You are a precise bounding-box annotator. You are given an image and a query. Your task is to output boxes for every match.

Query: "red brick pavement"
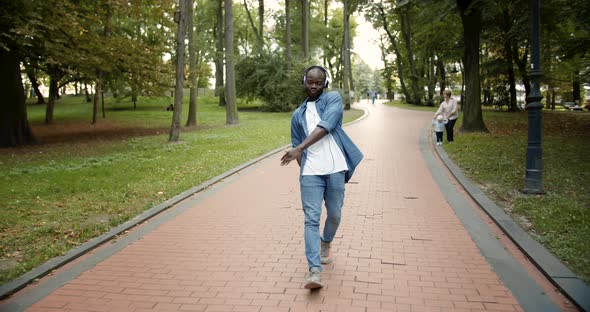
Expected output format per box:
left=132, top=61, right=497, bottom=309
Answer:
left=22, top=101, right=525, bottom=311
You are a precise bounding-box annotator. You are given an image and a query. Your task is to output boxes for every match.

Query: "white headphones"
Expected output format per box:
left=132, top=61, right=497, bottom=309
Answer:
left=303, top=66, right=330, bottom=88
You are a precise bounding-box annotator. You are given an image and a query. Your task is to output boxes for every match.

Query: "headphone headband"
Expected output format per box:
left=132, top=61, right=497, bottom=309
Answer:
left=303, top=66, right=329, bottom=88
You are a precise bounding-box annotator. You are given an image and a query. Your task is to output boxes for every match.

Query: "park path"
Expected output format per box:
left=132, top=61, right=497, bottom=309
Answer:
left=7, top=101, right=529, bottom=312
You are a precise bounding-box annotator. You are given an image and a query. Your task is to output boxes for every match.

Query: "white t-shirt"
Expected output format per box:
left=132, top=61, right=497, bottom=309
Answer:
left=302, top=101, right=348, bottom=175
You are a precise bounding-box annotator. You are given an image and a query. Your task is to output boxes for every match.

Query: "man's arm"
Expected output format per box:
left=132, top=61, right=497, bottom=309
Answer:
left=280, top=126, right=328, bottom=166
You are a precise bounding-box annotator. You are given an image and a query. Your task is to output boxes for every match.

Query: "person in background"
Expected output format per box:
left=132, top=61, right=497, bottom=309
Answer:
left=433, top=90, right=458, bottom=143
left=432, top=115, right=447, bottom=146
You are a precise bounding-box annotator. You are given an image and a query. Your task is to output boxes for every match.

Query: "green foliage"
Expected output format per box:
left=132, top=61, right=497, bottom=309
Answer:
left=235, top=53, right=305, bottom=112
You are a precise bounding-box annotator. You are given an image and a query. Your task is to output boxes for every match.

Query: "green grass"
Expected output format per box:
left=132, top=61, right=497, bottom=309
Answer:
left=444, top=111, right=590, bottom=282
left=0, top=94, right=363, bottom=284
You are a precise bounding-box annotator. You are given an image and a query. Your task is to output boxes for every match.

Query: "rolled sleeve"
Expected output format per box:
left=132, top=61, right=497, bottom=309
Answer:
left=291, top=110, right=303, bottom=147
left=317, top=92, right=343, bottom=133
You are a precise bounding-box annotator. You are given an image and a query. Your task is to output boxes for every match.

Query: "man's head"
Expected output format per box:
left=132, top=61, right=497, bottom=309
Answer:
left=303, top=66, right=328, bottom=101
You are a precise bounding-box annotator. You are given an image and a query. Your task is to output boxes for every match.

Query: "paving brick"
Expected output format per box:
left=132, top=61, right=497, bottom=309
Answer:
left=11, top=102, right=530, bottom=312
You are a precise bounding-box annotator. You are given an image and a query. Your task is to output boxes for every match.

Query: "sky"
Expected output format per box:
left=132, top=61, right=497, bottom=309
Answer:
left=352, top=14, right=383, bottom=70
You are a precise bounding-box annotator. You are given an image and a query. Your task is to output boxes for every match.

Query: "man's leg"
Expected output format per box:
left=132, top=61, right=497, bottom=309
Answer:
left=300, top=175, right=326, bottom=272
left=321, top=172, right=345, bottom=263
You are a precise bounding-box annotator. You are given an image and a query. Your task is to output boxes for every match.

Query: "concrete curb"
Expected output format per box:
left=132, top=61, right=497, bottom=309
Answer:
left=431, top=135, right=590, bottom=312
left=0, top=105, right=370, bottom=301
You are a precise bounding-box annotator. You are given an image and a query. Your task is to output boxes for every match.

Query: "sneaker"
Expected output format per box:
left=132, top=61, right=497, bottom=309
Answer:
left=304, top=268, right=323, bottom=289
left=320, top=240, right=334, bottom=264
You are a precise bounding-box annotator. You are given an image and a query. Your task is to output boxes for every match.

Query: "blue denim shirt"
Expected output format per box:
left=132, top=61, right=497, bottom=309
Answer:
left=290, top=91, right=363, bottom=183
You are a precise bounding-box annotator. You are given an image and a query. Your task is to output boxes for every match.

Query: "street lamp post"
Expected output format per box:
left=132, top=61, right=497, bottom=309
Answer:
left=523, top=0, right=544, bottom=194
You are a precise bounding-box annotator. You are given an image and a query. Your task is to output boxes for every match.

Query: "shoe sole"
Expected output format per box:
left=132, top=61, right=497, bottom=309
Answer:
left=304, top=281, right=323, bottom=289
left=321, top=258, right=334, bottom=264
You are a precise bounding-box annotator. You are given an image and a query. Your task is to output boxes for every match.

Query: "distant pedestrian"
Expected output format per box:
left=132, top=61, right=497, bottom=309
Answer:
left=371, top=91, right=377, bottom=105
left=280, top=65, right=363, bottom=289
left=432, top=115, right=447, bottom=146
left=433, top=90, right=458, bottom=143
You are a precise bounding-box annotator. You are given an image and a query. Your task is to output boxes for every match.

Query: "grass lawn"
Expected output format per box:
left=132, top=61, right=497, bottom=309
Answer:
left=386, top=100, right=590, bottom=282
left=0, top=94, right=364, bottom=284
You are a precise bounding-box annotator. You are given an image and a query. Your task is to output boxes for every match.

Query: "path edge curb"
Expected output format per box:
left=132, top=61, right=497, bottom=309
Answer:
left=431, top=135, right=590, bottom=312
left=0, top=106, right=370, bottom=301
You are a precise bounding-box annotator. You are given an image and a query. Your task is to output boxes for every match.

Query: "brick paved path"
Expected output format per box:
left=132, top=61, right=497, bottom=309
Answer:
left=15, top=102, right=526, bottom=311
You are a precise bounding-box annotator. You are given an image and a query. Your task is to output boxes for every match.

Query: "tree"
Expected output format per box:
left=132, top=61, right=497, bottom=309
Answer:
left=397, top=2, right=421, bottom=105
left=0, top=0, right=36, bottom=147
left=285, top=0, right=292, bottom=63
left=169, top=0, right=187, bottom=142
left=369, top=2, right=411, bottom=102
left=224, top=0, right=239, bottom=125
left=215, top=0, right=225, bottom=106
left=186, top=0, right=197, bottom=127
left=342, top=0, right=352, bottom=110
left=242, top=0, right=264, bottom=54
left=301, top=0, right=309, bottom=59
left=0, top=45, right=35, bottom=147
left=457, top=0, right=487, bottom=132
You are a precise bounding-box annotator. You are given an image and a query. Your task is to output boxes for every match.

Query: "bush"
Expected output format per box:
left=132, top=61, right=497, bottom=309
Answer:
left=235, top=53, right=306, bottom=112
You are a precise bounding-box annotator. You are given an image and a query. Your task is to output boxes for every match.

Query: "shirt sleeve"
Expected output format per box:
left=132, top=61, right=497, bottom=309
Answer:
left=434, top=103, right=443, bottom=116
left=317, top=92, right=343, bottom=133
left=290, top=110, right=302, bottom=148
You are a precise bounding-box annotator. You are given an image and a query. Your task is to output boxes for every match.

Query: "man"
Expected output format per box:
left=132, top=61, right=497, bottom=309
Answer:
left=280, top=66, right=363, bottom=289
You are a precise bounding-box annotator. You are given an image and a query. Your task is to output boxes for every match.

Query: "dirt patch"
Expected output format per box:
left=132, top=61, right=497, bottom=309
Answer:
left=0, top=120, right=168, bottom=155
left=31, top=120, right=167, bottom=144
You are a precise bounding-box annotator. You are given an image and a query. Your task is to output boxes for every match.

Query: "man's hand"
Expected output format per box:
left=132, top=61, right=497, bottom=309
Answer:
left=281, top=147, right=302, bottom=166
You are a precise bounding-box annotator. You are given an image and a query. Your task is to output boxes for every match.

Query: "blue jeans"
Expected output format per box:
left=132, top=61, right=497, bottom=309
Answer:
left=300, top=172, right=345, bottom=272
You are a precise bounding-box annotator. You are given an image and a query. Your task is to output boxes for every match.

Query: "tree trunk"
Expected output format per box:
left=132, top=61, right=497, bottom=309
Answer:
left=132, top=91, right=137, bottom=109
left=186, top=0, right=197, bottom=127
left=377, top=4, right=410, bottom=102
left=512, top=44, right=531, bottom=98
left=399, top=8, right=420, bottom=105
left=258, top=0, right=264, bottom=51
left=343, top=0, right=351, bottom=110
left=45, top=75, right=58, bottom=124
left=215, top=0, right=225, bottom=106
left=224, top=0, right=238, bottom=125
left=301, top=0, right=309, bottom=60
left=26, top=71, right=45, bottom=105
left=243, top=0, right=263, bottom=54
left=501, top=6, right=518, bottom=112
left=504, top=37, right=518, bottom=111
left=437, top=59, right=446, bottom=96
left=285, top=0, right=291, bottom=63
left=427, top=56, right=435, bottom=105
left=0, top=48, right=36, bottom=147
left=92, top=80, right=101, bottom=124
left=170, top=0, right=187, bottom=142
left=572, top=70, right=581, bottom=104
left=84, top=83, right=92, bottom=103
left=457, top=0, right=487, bottom=132
left=323, top=0, right=328, bottom=68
